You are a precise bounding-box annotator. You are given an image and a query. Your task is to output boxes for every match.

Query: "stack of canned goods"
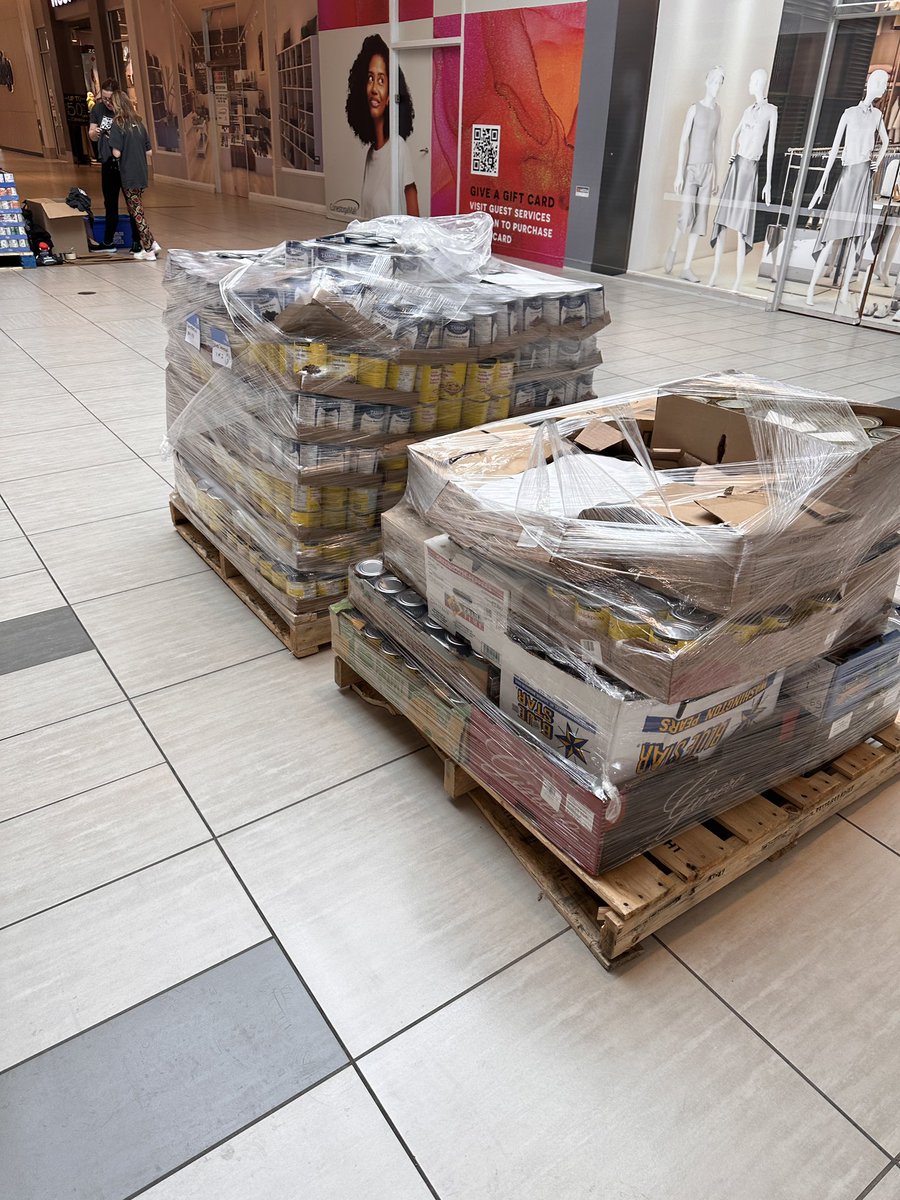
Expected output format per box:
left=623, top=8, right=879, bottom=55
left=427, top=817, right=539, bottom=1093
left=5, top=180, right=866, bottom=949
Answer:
left=163, top=233, right=610, bottom=634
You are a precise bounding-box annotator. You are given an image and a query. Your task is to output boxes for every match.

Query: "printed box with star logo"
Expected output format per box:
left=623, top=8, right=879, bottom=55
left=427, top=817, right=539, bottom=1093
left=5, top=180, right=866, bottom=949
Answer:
left=498, top=633, right=783, bottom=786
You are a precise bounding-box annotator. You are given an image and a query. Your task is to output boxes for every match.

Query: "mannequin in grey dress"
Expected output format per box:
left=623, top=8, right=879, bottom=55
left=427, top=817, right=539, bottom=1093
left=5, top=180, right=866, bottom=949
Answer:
left=707, top=69, right=777, bottom=293
left=664, top=67, right=724, bottom=283
left=806, top=69, right=890, bottom=311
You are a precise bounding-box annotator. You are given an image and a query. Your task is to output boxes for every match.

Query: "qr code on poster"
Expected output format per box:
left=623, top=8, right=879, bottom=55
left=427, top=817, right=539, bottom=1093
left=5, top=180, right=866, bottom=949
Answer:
left=471, top=124, right=500, bottom=176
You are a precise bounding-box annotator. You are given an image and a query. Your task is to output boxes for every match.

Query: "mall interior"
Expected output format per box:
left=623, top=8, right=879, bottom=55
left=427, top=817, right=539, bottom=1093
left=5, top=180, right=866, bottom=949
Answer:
left=3, top=0, right=900, bottom=1197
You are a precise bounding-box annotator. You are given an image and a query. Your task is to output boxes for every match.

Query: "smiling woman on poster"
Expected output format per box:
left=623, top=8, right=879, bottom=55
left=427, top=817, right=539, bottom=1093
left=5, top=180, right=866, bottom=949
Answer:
left=345, top=34, right=419, bottom=219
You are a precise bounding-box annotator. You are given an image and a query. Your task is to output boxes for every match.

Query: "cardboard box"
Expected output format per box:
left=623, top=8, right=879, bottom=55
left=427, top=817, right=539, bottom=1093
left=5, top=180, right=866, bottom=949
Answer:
left=497, top=632, right=783, bottom=785
left=783, top=622, right=900, bottom=722
left=26, top=198, right=90, bottom=255
left=406, top=377, right=900, bottom=616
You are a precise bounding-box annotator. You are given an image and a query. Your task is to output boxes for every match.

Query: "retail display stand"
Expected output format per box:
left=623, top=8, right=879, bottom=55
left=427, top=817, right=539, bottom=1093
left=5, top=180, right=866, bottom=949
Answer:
left=0, top=172, right=36, bottom=269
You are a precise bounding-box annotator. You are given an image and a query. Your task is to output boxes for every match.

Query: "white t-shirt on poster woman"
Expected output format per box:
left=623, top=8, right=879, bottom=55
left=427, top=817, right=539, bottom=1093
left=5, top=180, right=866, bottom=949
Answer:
left=360, top=138, right=415, bottom=218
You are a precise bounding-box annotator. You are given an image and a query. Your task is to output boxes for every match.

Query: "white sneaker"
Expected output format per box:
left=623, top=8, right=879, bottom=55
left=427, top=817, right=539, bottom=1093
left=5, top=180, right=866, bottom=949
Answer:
left=133, top=250, right=158, bottom=261
left=150, top=240, right=162, bottom=253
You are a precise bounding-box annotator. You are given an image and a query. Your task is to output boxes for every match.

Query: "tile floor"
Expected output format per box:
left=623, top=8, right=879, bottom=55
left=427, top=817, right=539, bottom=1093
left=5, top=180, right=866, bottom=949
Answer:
left=2, top=149, right=900, bottom=1199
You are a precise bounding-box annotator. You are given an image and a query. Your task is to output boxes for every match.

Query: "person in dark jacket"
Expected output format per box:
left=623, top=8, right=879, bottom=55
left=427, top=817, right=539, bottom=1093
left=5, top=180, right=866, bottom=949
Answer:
left=108, top=89, right=160, bottom=260
left=88, top=79, right=139, bottom=251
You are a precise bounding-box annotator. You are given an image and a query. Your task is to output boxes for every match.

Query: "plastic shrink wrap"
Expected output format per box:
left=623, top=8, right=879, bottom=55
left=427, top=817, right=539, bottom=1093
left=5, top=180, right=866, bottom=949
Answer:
left=161, top=216, right=608, bottom=623
left=335, top=373, right=900, bottom=874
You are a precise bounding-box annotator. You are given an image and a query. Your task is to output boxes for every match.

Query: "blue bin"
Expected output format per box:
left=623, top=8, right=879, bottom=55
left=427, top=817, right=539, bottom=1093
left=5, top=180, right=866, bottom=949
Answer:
left=90, top=213, right=133, bottom=248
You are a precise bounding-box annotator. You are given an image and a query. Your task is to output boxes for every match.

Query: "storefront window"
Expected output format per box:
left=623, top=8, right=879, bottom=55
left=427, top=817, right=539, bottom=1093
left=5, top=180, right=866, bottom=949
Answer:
left=107, top=8, right=137, bottom=105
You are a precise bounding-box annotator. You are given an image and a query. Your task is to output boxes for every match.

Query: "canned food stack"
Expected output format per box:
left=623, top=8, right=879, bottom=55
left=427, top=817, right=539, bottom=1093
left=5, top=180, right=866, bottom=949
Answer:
left=338, top=372, right=900, bottom=874
left=162, top=214, right=609, bottom=631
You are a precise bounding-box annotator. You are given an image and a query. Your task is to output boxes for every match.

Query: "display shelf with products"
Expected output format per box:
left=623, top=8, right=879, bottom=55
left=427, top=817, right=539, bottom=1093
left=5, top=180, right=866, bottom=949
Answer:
left=0, top=172, right=36, bottom=269
left=276, top=35, right=322, bottom=172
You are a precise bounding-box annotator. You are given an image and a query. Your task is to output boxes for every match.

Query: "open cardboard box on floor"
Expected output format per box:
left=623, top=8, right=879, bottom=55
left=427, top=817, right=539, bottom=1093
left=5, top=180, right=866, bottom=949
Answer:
left=25, top=198, right=90, bottom=256
left=406, top=375, right=900, bottom=616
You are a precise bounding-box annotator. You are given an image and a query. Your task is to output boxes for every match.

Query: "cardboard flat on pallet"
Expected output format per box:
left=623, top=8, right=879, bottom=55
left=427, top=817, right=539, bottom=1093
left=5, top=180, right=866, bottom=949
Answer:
left=405, top=375, right=900, bottom=616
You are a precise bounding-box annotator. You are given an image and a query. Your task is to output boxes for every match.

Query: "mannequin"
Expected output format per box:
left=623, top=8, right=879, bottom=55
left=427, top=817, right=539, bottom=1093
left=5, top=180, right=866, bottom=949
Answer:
left=664, top=67, right=724, bottom=283
left=708, top=69, right=777, bottom=293
left=806, top=70, right=889, bottom=310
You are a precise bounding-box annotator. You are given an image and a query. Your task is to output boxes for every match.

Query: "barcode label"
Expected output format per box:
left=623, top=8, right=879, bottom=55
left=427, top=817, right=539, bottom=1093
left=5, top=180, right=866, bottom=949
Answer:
left=829, top=712, right=853, bottom=738
left=211, top=327, right=232, bottom=369
left=540, top=780, right=562, bottom=812
left=185, top=314, right=201, bottom=349
left=471, top=124, right=500, bottom=177
left=565, top=793, right=595, bottom=833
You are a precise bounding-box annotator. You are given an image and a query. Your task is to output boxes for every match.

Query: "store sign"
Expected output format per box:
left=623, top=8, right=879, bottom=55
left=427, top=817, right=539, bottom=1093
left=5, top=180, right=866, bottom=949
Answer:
left=50, top=0, right=76, bottom=7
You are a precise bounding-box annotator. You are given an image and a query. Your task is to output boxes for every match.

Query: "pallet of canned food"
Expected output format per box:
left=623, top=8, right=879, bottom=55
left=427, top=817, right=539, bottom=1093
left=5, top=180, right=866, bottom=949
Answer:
left=336, top=372, right=900, bottom=879
left=161, top=213, right=608, bottom=651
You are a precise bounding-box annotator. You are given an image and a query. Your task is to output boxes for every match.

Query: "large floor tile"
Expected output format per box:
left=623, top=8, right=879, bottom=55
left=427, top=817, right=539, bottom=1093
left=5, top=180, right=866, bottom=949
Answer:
left=363, top=936, right=887, bottom=1200
left=0, top=842, right=266, bottom=1071
left=79, top=384, right=167, bottom=422
left=0, top=941, right=346, bottom=1200
left=0, top=570, right=65, bottom=621
left=142, top=1069, right=431, bottom=1200
left=842, top=779, right=900, bottom=855
left=75, top=572, right=282, bottom=695
left=46, top=359, right=164, bottom=394
left=0, top=764, right=208, bottom=926
left=0, top=701, right=163, bottom=822
left=0, top=536, right=42, bottom=579
left=866, top=1168, right=900, bottom=1200
left=0, top=650, right=119, bottom=739
left=0, top=423, right=133, bottom=483
left=0, top=501, right=18, bottom=541
left=223, top=752, right=565, bottom=1053
left=104, top=413, right=167, bottom=457
left=145, top=452, right=177, bottom=485
left=32, top=507, right=205, bottom=603
left=0, top=393, right=94, bottom=436
left=1, top=458, right=172, bottom=534
left=660, top=819, right=900, bottom=1150
left=137, top=650, right=424, bottom=832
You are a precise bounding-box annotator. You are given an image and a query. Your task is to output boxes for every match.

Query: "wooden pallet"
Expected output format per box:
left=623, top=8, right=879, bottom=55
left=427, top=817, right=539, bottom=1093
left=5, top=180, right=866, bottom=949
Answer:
left=335, top=653, right=900, bottom=969
left=170, top=495, right=331, bottom=659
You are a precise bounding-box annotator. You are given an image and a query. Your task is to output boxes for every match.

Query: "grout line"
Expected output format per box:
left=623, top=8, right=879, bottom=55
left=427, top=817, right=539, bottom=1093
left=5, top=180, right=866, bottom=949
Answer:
left=128, top=646, right=289, bottom=700
left=0, top=938, right=274, bottom=1080
left=852, top=1162, right=899, bottom=1200
left=837, top=814, right=900, bottom=861
left=0, top=453, right=136, bottom=485
left=655, top=939, right=894, bottom=1160
left=0, top=838, right=213, bottom=934
left=5, top=506, right=169, bottom=538
left=119, top=1063, right=357, bottom=1200
left=355, top=927, right=572, bottom=1063
left=0, top=762, right=166, bottom=828
left=51, top=566, right=212, bottom=609
left=217, top=744, right=430, bottom=838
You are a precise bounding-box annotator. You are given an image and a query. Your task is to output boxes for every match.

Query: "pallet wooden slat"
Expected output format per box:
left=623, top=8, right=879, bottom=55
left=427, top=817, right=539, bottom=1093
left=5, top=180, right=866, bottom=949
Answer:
left=169, top=495, right=332, bottom=659
left=332, top=644, right=900, bottom=968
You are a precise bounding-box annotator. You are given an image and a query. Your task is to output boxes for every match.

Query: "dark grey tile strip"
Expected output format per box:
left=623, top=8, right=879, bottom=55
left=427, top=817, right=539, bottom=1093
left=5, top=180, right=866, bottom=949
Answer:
left=0, top=606, right=93, bottom=676
left=0, top=940, right=348, bottom=1200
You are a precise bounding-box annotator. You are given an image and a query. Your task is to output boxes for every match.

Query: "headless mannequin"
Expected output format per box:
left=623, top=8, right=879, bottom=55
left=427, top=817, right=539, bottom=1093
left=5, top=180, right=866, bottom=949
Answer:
left=664, top=67, right=724, bottom=283
left=708, top=69, right=777, bottom=293
left=806, top=70, right=889, bottom=310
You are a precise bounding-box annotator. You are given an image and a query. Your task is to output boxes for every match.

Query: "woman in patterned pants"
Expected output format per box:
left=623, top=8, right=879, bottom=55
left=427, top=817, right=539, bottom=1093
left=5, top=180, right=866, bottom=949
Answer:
left=108, top=89, right=160, bottom=261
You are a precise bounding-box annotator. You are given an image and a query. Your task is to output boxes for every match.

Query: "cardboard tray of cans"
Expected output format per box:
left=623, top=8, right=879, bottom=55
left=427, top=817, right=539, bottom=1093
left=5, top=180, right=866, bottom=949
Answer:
left=382, top=497, right=900, bottom=704
left=162, top=216, right=608, bottom=622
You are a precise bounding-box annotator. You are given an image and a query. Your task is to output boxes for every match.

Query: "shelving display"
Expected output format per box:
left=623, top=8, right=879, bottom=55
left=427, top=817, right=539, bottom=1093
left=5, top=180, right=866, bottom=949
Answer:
left=276, top=35, right=322, bottom=172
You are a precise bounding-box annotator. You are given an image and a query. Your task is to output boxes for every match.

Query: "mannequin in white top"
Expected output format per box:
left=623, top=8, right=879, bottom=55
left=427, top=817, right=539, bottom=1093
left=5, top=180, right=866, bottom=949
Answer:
left=707, top=69, right=777, bottom=293
left=664, top=67, right=724, bottom=283
left=806, top=70, right=889, bottom=309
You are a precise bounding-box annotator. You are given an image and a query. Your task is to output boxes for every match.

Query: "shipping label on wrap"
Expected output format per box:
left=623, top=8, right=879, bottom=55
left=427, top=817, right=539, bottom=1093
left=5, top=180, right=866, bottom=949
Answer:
left=425, top=535, right=509, bottom=664
left=210, top=326, right=232, bottom=369
left=185, top=313, right=201, bottom=349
